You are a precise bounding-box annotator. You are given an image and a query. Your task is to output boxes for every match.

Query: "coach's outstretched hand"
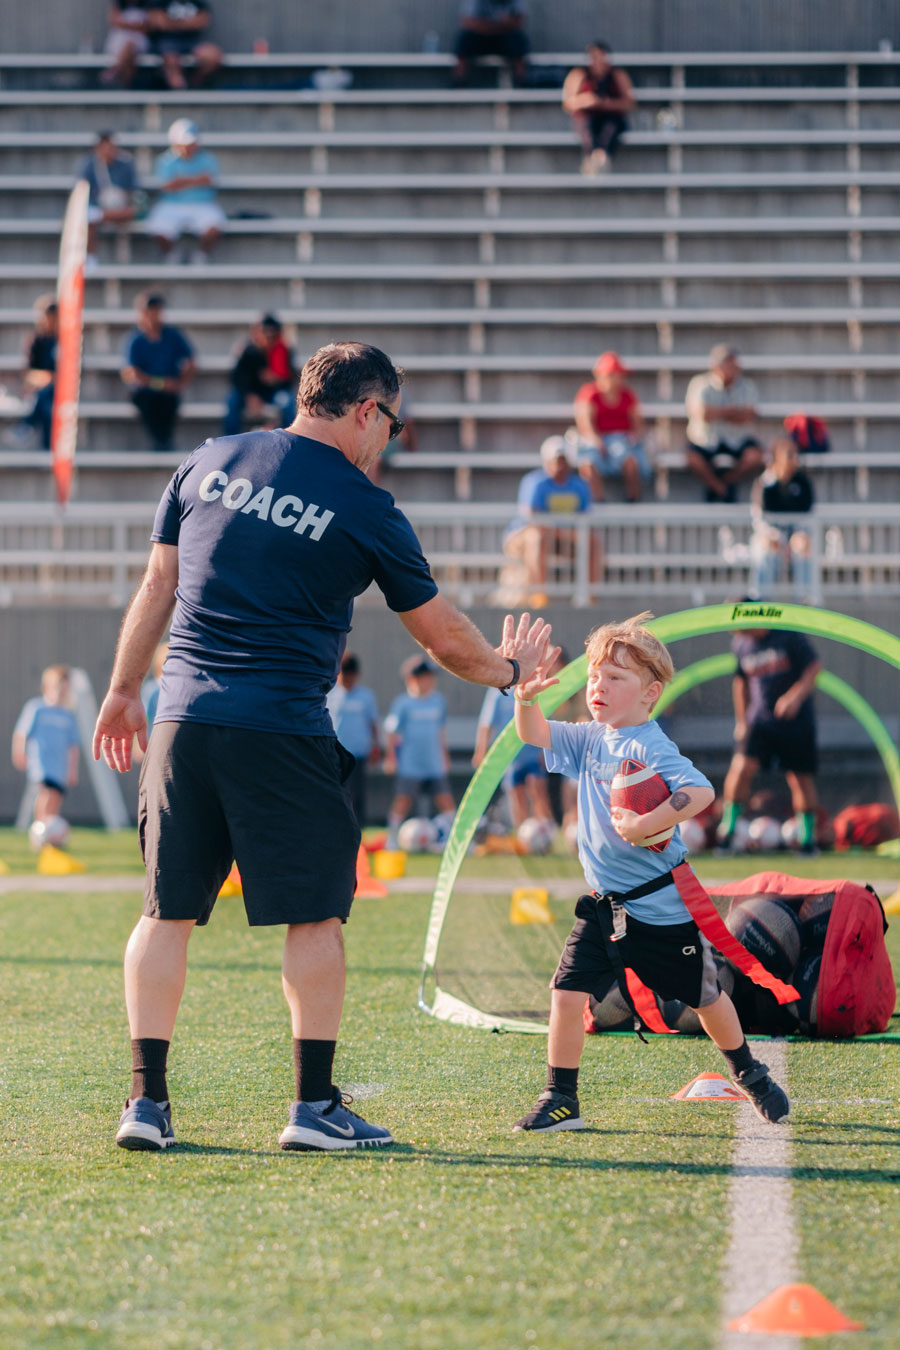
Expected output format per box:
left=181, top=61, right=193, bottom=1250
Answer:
left=498, top=611, right=555, bottom=686
left=92, top=691, right=148, bottom=774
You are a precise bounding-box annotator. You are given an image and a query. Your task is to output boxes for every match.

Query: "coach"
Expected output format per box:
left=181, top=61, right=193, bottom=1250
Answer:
left=93, top=341, right=552, bottom=1154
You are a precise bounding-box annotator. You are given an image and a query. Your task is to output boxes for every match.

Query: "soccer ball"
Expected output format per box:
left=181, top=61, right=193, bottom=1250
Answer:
left=516, top=816, right=556, bottom=855
left=781, top=816, right=800, bottom=848
left=729, top=816, right=752, bottom=854
left=28, top=815, right=70, bottom=851
left=429, top=811, right=456, bottom=853
left=396, top=817, right=436, bottom=854
left=747, top=816, right=783, bottom=852
left=679, top=817, right=707, bottom=854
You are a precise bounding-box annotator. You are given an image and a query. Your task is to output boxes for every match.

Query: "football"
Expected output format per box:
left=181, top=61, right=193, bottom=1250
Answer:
left=609, top=759, right=674, bottom=853
left=726, top=894, right=802, bottom=979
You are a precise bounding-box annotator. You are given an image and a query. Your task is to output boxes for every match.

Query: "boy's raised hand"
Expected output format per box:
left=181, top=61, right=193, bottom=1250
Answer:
left=515, top=649, right=563, bottom=703
left=498, top=611, right=554, bottom=686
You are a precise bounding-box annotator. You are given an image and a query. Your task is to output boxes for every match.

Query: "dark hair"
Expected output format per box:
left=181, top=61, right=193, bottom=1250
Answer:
left=297, top=341, right=403, bottom=419
left=340, top=651, right=360, bottom=675
left=137, top=290, right=166, bottom=310
left=95, top=129, right=115, bottom=143
left=259, top=312, right=282, bottom=331
left=588, top=40, right=612, bottom=53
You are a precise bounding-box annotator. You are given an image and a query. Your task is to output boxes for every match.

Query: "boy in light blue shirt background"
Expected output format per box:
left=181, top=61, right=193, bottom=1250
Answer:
left=505, top=612, right=790, bottom=1132
left=384, top=655, right=454, bottom=847
left=326, top=651, right=381, bottom=826
left=11, top=664, right=81, bottom=834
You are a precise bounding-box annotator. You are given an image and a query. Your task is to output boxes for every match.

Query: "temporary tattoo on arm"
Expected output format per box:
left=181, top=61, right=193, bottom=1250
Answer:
left=669, top=789, right=691, bottom=812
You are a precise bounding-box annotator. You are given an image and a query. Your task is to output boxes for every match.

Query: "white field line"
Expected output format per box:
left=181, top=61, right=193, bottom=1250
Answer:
left=721, top=1040, right=799, bottom=1350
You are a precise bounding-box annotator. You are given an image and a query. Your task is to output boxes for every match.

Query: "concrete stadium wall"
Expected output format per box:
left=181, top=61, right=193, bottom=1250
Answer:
left=2, top=598, right=899, bottom=826
left=9, top=1, right=900, bottom=58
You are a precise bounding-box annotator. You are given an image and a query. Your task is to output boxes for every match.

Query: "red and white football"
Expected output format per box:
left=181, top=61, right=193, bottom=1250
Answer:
left=609, top=759, right=674, bottom=853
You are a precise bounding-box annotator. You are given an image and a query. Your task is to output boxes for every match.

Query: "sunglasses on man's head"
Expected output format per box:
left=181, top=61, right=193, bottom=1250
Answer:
left=376, top=401, right=405, bottom=441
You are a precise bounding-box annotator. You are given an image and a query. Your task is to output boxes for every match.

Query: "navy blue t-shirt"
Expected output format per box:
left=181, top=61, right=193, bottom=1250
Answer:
left=124, top=325, right=193, bottom=381
left=732, top=629, right=817, bottom=728
left=151, top=430, right=439, bottom=734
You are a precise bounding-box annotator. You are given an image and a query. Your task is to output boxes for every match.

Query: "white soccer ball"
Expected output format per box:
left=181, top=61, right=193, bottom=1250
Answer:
left=679, top=817, right=707, bottom=853
left=781, top=816, right=800, bottom=848
left=516, top=816, right=556, bottom=855
left=28, top=815, right=70, bottom=851
left=396, top=816, right=437, bottom=854
left=429, top=811, right=456, bottom=853
left=747, top=816, right=783, bottom=852
left=730, top=816, right=752, bottom=854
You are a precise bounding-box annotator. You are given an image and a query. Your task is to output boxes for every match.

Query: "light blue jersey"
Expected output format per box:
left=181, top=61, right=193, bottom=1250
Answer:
left=14, top=697, right=80, bottom=787
left=385, top=690, right=447, bottom=779
left=326, top=683, right=379, bottom=760
left=478, top=686, right=545, bottom=776
left=545, top=719, right=712, bottom=925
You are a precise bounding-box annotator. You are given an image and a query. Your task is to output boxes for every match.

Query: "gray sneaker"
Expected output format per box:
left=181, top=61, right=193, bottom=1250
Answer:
left=279, top=1087, right=394, bottom=1151
left=116, top=1097, right=176, bottom=1151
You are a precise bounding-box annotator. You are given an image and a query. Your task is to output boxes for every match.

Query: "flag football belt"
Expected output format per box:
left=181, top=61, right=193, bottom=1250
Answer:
left=591, top=862, right=799, bottom=1038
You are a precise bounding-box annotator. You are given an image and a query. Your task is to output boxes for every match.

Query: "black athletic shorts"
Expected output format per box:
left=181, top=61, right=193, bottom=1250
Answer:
left=742, top=719, right=818, bottom=774
left=551, top=893, right=721, bottom=1009
left=39, top=777, right=66, bottom=794
left=138, top=721, right=360, bottom=927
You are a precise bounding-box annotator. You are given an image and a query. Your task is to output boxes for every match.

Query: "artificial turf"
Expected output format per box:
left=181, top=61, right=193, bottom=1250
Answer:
left=0, top=836, right=898, bottom=1347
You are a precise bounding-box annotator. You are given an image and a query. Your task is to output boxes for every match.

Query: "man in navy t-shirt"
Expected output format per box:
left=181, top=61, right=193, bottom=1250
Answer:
left=121, top=292, right=195, bottom=451
left=717, top=625, right=821, bottom=855
left=93, top=340, right=554, bottom=1155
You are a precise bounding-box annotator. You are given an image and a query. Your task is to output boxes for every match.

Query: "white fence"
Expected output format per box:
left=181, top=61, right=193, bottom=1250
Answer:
left=0, top=500, right=897, bottom=609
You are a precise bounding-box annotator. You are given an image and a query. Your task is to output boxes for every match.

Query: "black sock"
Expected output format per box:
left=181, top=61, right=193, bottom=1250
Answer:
left=131, top=1038, right=170, bottom=1103
left=293, top=1038, right=336, bottom=1103
left=547, top=1064, right=579, bottom=1098
left=721, top=1040, right=754, bottom=1078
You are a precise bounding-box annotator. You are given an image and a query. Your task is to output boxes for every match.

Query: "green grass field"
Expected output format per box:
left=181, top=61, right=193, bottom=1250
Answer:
left=1, top=829, right=898, bottom=1348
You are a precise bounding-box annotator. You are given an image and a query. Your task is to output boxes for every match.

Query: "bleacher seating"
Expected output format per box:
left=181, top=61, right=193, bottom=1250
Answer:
left=0, top=50, right=898, bottom=603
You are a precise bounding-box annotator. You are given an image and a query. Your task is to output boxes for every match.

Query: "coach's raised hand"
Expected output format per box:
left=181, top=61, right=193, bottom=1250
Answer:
left=498, top=611, right=555, bottom=686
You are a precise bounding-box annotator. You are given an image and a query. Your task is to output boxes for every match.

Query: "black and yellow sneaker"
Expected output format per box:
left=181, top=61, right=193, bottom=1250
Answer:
left=513, top=1088, right=585, bottom=1133
left=731, top=1062, right=790, bottom=1123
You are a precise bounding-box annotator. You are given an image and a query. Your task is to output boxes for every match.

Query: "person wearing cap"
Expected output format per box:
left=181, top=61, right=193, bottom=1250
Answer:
left=92, top=339, right=554, bottom=1155
left=77, top=131, right=139, bottom=271
left=572, top=350, right=650, bottom=502
left=146, top=0, right=222, bottom=90
left=383, top=656, right=455, bottom=848
left=121, top=291, right=195, bottom=451
left=685, top=345, right=764, bottom=502
left=502, top=435, right=600, bottom=602
left=223, top=316, right=298, bottom=437
left=146, top=119, right=225, bottom=264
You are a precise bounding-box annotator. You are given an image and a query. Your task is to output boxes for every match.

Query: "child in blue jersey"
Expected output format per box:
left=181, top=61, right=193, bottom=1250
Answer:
left=507, top=612, right=790, bottom=1131
left=384, top=655, right=454, bottom=848
left=474, top=679, right=554, bottom=831
left=326, top=651, right=381, bottom=827
left=12, top=665, right=80, bottom=833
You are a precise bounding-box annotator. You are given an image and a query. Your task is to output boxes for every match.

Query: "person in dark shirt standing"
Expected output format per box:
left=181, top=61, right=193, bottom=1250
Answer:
left=562, top=41, right=636, bottom=174
left=92, top=341, right=553, bottom=1154
left=121, top=292, right=195, bottom=450
left=223, top=314, right=298, bottom=437
left=717, top=624, right=821, bottom=855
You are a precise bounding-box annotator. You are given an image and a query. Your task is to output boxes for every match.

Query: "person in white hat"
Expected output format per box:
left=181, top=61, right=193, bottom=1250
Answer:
left=145, top=118, right=226, bottom=264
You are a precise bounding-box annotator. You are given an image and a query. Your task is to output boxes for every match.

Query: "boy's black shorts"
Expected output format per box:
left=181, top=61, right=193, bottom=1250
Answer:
left=551, top=893, right=721, bottom=1009
left=138, top=721, right=360, bottom=928
left=741, top=719, right=818, bottom=774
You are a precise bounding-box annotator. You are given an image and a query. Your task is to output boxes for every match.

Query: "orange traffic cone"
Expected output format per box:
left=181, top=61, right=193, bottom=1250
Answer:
left=728, top=1283, right=863, bottom=1336
left=356, top=844, right=389, bottom=898
left=218, top=862, right=243, bottom=898
left=671, top=1072, right=745, bottom=1102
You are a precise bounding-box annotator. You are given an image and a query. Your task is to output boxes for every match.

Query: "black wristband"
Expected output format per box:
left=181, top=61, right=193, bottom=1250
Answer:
left=499, top=658, right=520, bottom=695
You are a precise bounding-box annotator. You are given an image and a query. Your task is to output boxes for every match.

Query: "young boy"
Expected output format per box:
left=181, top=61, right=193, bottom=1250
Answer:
left=12, top=665, right=81, bottom=832
left=507, top=612, right=790, bottom=1131
left=326, top=651, right=381, bottom=827
left=384, top=656, right=455, bottom=848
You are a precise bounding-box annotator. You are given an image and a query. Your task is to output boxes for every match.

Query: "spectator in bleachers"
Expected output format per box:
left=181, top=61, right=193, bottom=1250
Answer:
left=750, top=435, right=815, bottom=600
left=223, top=315, right=298, bottom=437
left=685, top=344, right=764, bottom=503
left=121, top=292, right=195, bottom=451
left=562, top=41, right=636, bottom=174
left=103, top=3, right=151, bottom=88
left=3, top=296, right=57, bottom=451
left=453, top=0, right=530, bottom=88
left=571, top=350, right=650, bottom=501
left=77, top=130, right=139, bottom=272
left=146, top=118, right=225, bottom=265
left=502, top=435, right=601, bottom=601
left=146, top=1, right=223, bottom=89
